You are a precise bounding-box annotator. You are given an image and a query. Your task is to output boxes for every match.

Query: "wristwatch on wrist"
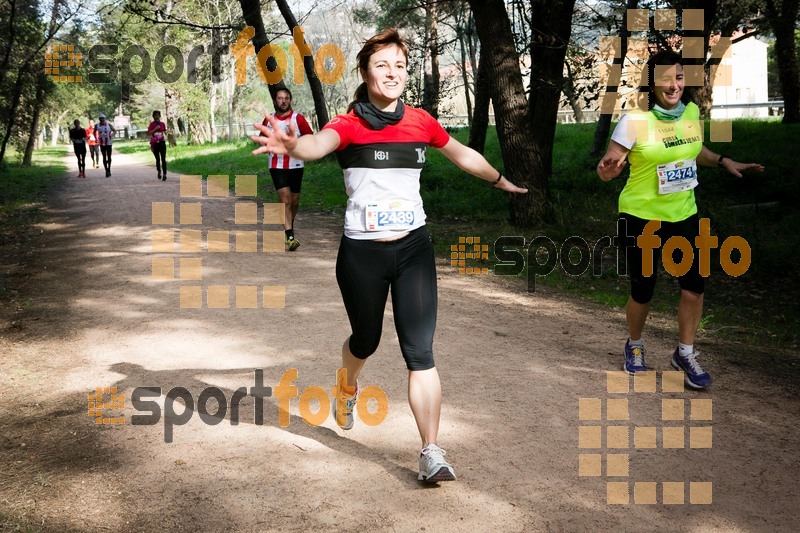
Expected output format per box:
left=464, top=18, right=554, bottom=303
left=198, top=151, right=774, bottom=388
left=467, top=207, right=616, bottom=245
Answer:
left=717, top=154, right=731, bottom=167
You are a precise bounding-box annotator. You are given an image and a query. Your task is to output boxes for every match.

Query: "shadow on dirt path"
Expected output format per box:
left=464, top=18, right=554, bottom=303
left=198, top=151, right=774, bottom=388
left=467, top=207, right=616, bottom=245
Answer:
left=1, top=151, right=799, bottom=531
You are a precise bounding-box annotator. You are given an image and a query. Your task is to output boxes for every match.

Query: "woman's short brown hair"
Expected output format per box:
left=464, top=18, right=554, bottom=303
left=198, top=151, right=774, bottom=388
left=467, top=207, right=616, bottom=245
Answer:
left=347, top=29, right=409, bottom=111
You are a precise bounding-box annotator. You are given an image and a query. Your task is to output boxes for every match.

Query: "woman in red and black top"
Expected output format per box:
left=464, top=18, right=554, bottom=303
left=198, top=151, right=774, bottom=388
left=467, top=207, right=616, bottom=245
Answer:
left=251, top=29, right=527, bottom=483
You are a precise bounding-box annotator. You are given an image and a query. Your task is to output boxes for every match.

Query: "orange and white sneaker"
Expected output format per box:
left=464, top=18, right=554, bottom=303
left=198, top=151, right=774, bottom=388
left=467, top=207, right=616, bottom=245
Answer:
left=331, top=370, right=358, bottom=430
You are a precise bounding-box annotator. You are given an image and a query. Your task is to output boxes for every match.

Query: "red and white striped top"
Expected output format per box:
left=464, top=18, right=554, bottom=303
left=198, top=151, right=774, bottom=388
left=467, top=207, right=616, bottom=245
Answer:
left=262, top=111, right=314, bottom=169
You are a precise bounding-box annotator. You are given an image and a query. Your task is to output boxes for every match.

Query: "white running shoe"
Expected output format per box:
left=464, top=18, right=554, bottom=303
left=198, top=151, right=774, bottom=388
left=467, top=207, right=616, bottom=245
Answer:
left=418, top=444, right=456, bottom=482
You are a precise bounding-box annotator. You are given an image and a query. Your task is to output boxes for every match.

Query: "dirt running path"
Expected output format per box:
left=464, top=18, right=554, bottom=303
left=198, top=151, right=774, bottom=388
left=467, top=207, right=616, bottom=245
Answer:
left=1, top=151, right=798, bottom=531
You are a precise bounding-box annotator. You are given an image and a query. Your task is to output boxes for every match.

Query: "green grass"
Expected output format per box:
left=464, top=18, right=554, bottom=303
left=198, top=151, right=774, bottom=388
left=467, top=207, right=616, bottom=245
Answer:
left=0, top=146, right=67, bottom=237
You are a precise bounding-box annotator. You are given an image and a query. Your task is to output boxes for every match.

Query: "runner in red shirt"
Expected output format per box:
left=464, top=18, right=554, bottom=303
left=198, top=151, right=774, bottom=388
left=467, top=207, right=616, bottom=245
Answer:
left=261, top=88, right=314, bottom=251
left=147, top=110, right=168, bottom=181
left=86, top=118, right=100, bottom=169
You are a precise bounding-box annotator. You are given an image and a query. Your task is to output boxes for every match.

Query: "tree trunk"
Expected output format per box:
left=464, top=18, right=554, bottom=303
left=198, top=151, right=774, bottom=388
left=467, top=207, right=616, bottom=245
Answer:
left=0, top=0, right=64, bottom=165
left=159, top=3, right=179, bottom=147
left=50, top=121, right=60, bottom=146
left=238, top=0, right=289, bottom=102
left=767, top=0, right=800, bottom=123
left=685, top=0, right=718, bottom=118
left=589, top=0, right=637, bottom=158
left=774, top=24, right=800, bottom=123
left=468, top=46, right=491, bottom=154
left=165, top=87, right=178, bottom=146
left=22, top=73, right=47, bottom=166
left=210, top=81, right=218, bottom=143
left=458, top=24, right=473, bottom=126
left=0, top=0, right=19, bottom=76
left=528, top=0, right=576, bottom=182
left=466, top=13, right=480, bottom=126
left=468, top=0, right=550, bottom=226
left=563, top=61, right=584, bottom=123
left=422, top=2, right=441, bottom=118
left=0, top=69, right=28, bottom=163
left=273, top=0, right=330, bottom=128
left=227, top=59, right=235, bottom=140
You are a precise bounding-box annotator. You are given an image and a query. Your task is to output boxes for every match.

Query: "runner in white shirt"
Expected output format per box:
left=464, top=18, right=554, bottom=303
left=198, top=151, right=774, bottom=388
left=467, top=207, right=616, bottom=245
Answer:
left=95, top=114, right=116, bottom=177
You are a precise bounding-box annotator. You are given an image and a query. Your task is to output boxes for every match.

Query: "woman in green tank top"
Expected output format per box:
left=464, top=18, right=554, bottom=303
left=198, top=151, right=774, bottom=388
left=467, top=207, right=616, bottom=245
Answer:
left=597, top=50, right=763, bottom=389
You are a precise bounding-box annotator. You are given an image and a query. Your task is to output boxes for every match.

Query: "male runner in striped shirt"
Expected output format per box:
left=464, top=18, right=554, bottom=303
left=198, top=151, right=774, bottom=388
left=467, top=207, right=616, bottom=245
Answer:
left=262, top=89, right=314, bottom=251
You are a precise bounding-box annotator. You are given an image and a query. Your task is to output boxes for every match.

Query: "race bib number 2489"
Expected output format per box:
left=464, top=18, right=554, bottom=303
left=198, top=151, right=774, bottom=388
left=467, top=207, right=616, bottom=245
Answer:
left=365, top=200, right=415, bottom=231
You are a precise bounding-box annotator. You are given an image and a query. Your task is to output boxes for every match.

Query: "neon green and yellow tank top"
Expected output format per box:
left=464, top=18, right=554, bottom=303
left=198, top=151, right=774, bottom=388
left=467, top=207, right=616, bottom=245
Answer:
left=618, top=102, right=703, bottom=222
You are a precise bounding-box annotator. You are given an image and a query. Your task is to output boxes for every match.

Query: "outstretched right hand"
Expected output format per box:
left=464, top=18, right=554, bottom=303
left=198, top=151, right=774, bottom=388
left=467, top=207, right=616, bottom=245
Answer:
left=250, top=115, right=298, bottom=156
left=597, top=154, right=627, bottom=181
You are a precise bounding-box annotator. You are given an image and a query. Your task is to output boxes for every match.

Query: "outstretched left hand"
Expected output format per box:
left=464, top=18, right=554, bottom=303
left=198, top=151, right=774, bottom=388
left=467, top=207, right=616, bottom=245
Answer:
left=722, top=159, right=765, bottom=178
left=250, top=116, right=297, bottom=156
left=494, top=177, right=529, bottom=194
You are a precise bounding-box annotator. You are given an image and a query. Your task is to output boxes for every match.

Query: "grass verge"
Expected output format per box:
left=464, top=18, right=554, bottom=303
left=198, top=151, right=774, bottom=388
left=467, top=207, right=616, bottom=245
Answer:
left=0, top=146, right=67, bottom=240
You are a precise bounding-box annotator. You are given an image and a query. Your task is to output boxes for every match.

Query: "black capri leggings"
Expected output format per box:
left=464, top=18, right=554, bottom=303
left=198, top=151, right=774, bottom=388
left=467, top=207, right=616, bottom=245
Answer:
left=335, top=226, right=438, bottom=371
left=73, top=143, right=86, bottom=172
left=618, top=213, right=705, bottom=304
left=152, top=141, right=166, bottom=175
left=100, top=145, right=112, bottom=170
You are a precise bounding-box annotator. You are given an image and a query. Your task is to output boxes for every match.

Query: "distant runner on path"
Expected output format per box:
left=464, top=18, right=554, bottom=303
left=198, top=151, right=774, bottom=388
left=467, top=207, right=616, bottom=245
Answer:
left=148, top=110, right=168, bottom=181
left=95, top=114, right=116, bottom=177
left=68, top=119, right=87, bottom=179
left=86, top=118, right=100, bottom=169
left=261, top=88, right=314, bottom=251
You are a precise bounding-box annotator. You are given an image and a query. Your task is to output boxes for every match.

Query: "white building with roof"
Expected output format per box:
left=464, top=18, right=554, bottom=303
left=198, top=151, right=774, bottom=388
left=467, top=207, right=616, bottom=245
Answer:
left=711, top=36, right=770, bottom=119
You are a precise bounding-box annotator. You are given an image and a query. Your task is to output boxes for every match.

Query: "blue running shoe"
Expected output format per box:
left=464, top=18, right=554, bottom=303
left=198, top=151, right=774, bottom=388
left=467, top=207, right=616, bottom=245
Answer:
left=671, top=348, right=712, bottom=389
left=623, top=339, right=648, bottom=373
